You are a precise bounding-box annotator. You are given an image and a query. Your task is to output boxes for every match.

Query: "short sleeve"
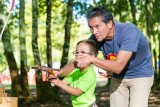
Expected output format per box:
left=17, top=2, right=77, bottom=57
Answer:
left=64, top=69, right=77, bottom=85
left=120, top=26, right=141, bottom=52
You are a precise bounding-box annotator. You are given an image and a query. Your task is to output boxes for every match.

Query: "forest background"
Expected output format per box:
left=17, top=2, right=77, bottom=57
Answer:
left=0, top=0, right=160, bottom=106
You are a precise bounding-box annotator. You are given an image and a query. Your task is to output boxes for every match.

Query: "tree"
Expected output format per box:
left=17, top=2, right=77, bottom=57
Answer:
left=145, top=0, right=155, bottom=67
left=19, top=0, right=30, bottom=99
left=0, top=1, right=22, bottom=97
left=155, top=0, right=160, bottom=73
left=32, top=0, right=47, bottom=103
left=46, top=0, right=52, bottom=67
left=153, top=0, right=160, bottom=89
left=129, top=0, right=137, bottom=25
left=60, top=0, right=74, bottom=68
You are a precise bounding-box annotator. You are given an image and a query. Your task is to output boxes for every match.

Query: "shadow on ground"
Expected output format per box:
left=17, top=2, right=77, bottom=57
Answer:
left=18, top=85, right=160, bottom=107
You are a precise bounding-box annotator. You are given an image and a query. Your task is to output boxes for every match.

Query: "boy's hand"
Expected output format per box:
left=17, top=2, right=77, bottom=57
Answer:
left=47, top=75, right=57, bottom=81
left=39, top=66, right=60, bottom=76
left=48, top=75, right=63, bottom=87
left=46, top=70, right=60, bottom=81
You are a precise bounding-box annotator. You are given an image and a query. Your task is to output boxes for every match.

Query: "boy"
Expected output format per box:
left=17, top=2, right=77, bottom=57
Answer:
left=49, top=39, right=98, bottom=107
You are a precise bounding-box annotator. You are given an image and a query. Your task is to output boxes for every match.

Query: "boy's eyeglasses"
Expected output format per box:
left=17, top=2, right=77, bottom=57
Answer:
left=73, top=51, right=92, bottom=55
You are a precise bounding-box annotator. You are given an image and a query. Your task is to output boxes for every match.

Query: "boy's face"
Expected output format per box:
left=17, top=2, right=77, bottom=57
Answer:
left=75, top=43, right=92, bottom=58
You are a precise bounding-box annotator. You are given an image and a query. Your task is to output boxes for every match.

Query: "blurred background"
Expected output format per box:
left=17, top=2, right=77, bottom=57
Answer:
left=0, top=0, right=159, bottom=106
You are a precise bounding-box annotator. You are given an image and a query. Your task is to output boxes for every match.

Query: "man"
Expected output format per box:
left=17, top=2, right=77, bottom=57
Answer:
left=56, top=7, right=154, bottom=107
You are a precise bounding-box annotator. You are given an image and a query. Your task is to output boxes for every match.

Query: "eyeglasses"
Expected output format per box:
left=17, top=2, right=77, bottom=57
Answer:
left=73, top=51, right=92, bottom=55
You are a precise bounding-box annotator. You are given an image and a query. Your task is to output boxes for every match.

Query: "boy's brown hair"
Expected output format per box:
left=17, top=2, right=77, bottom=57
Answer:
left=77, top=39, right=98, bottom=56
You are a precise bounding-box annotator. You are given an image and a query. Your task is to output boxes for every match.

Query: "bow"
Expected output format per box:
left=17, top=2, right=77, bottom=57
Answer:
left=0, top=0, right=15, bottom=38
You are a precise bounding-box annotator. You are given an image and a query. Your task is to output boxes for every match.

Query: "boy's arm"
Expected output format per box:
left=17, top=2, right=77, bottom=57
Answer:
left=51, top=78, right=83, bottom=96
left=58, top=81, right=83, bottom=96
left=61, top=79, right=69, bottom=85
left=58, top=63, right=75, bottom=77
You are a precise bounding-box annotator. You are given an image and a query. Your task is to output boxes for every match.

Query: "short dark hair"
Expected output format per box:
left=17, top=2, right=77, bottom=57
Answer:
left=86, top=7, right=113, bottom=24
left=77, top=39, right=98, bottom=56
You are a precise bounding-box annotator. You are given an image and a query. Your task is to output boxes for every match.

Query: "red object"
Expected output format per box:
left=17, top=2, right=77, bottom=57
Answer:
left=10, top=0, right=15, bottom=11
left=106, top=53, right=117, bottom=60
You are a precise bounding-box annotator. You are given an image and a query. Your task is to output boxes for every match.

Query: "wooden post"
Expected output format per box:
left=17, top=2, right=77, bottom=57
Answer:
left=0, top=97, right=18, bottom=107
left=0, top=87, right=18, bottom=107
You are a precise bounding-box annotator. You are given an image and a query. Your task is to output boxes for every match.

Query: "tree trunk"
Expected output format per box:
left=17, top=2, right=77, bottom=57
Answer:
left=154, top=0, right=160, bottom=90
left=46, top=0, right=52, bottom=67
left=32, top=0, right=41, bottom=66
left=129, top=0, right=137, bottom=25
left=32, top=0, right=46, bottom=103
left=0, top=0, right=22, bottom=98
left=19, top=0, right=30, bottom=99
left=45, top=0, right=61, bottom=103
left=1, top=31, right=22, bottom=97
left=60, top=0, right=74, bottom=68
left=145, top=0, right=154, bottom=61
left=146, top=1, right=156, bottom=67
left=155, top=0, right=160, bottom=74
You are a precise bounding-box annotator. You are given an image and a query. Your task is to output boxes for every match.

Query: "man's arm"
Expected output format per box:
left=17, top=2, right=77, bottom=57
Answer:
left=92, top=50, right=132, bottom=74
left=74, top=50, right=132, bottom=74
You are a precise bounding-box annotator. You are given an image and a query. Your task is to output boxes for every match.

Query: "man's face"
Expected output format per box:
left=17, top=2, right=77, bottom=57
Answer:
left=88, top=16, right=113, bottom=42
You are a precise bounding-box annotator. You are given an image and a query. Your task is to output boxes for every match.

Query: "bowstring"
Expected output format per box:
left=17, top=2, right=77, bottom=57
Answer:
left=0, top=0, right=15, bottom=38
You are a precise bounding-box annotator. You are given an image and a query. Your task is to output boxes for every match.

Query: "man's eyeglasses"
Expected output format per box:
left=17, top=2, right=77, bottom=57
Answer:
left=73, top=51, right=92, bottom=55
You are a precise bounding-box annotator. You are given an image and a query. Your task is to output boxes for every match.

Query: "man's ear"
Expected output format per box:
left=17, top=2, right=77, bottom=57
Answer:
left=107, top=20, right=113, bottom=29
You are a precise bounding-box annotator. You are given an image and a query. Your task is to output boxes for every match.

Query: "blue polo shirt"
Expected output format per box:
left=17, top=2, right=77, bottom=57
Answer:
left=90, top=22, right=154, bottom=78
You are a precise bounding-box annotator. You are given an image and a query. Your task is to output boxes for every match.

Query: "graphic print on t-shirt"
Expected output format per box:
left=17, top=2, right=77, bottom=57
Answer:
left=106, top=53, right=117, bottom=60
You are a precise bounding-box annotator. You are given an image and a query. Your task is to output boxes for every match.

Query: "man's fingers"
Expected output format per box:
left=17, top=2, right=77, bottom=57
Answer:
left=77, top=62, right=87, bottom=68
left=98, top=72, right=108, bottom=77
left=72, top=59, right=85, bottom=68
left=73, top=57, right=91, bottom=68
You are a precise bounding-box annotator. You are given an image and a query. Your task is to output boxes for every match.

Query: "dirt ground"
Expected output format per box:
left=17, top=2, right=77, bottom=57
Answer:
left=94, top=87, right=160, bottom=107
left=20, top=86, right=160, bottom=107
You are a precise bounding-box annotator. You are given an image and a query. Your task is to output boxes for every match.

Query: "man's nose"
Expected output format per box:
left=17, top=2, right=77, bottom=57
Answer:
left=92, top=28, right=98, bottom=35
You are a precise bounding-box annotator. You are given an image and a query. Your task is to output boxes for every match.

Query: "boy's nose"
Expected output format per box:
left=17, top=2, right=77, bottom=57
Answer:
left=76, top=53, right=83, bottom=57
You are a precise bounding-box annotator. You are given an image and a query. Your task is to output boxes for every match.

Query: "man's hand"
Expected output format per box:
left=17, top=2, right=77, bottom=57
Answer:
left=73, top=56, right=93, bottom=68
left=98, top=71, right=111, bottom=78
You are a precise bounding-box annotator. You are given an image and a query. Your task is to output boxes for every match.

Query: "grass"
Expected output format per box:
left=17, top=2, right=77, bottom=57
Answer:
left=1, top=84, right=36, bottom=89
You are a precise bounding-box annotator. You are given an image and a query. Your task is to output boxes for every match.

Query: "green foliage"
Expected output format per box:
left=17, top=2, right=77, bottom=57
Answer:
left=0, top=52, right=7, bottom=72
left=73, top=1, right=92, bottom=19
left=0, top=0, right=159, bottom=75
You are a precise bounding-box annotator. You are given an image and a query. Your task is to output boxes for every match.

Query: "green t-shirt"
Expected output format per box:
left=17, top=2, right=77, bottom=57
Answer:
left=65, top=66, right=97, bottom=107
